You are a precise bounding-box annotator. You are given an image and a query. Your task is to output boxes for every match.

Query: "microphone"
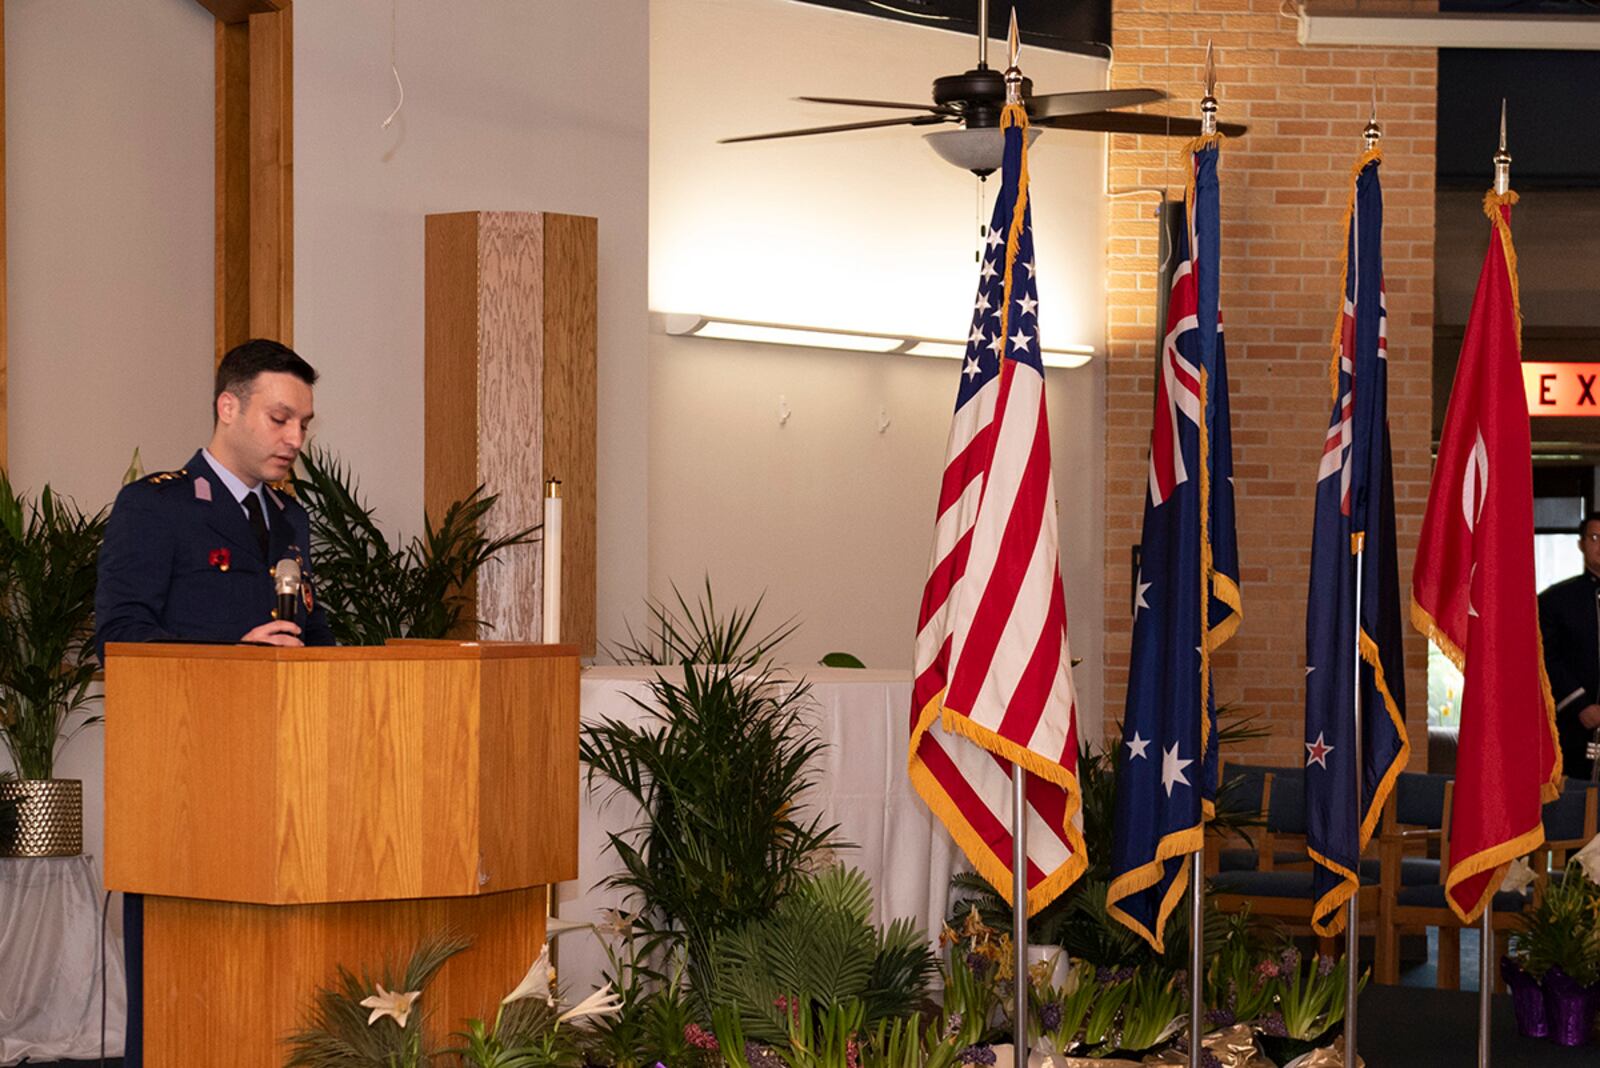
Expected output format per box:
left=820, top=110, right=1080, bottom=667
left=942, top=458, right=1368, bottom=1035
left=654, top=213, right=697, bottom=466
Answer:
left=274, top=557, right=302, bottom=626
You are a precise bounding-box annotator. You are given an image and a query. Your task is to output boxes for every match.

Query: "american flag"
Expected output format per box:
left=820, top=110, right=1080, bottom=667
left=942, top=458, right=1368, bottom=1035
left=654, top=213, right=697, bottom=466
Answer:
left=1106, top=139, right=1242, bottom=951
left=1303, top=150, right=1409, bottom=937
left=908, top=103, right=1086, bottom=914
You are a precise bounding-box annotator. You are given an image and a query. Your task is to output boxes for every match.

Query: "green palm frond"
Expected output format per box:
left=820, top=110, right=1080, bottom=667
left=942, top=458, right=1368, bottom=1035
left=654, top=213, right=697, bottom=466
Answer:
left=0, top=473, right=108, bottom=780
left=285, top=932, right=470, bottom=1068
left=293, top=447, right=537, bottom=645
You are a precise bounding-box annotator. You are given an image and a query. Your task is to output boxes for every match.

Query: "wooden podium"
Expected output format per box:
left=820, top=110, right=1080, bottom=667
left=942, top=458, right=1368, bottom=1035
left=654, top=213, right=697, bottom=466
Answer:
left=103, top=641, right=578, bottom=1066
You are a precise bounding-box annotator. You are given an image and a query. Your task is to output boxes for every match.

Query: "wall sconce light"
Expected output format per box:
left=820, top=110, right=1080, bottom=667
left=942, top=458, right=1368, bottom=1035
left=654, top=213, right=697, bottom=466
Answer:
left=657, top=313, right=1093, bottom=369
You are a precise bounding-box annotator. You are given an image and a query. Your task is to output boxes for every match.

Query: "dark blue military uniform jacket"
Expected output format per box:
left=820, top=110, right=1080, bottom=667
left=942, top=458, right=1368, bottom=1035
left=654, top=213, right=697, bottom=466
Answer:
left=1538, top=569, right=1600, bottom=779
left=94, top=450, right=334, bottom=661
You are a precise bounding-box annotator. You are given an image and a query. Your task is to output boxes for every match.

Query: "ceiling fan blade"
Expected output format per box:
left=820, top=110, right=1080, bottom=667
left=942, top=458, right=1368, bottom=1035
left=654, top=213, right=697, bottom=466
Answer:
left=719, top=113, right=950, bottom=145
left=1028, top=88, right=1167, bottom=119
left=797, top=95, right=955, bottom=115
left=1035, top=111, right=1249, bottom=138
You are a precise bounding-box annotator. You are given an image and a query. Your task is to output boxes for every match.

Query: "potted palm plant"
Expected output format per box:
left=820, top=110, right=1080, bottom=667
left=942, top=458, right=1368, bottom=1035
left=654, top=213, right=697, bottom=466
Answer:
left=0, top=474, right=109, bottom=856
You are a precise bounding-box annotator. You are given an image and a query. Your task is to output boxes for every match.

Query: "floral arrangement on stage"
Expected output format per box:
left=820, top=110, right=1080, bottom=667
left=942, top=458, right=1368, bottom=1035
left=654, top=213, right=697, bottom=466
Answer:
left=1503, top=848, right=1600, bottom=1048
left=286, top=593, right=1370, bottom=1068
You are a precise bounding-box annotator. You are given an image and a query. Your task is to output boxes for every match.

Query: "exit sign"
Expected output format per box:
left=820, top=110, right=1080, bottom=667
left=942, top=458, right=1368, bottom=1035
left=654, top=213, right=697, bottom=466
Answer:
left=1524, top=362, right=1600, bottom=416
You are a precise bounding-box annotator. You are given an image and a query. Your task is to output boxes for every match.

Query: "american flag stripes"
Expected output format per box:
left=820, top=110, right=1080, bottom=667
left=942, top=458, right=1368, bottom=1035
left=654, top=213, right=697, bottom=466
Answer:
left=1303, top=149, right=1410, bottom=937
left=909, top=102, right=1086, bottom=915
left=1106, top=138, right=1242, bottom=951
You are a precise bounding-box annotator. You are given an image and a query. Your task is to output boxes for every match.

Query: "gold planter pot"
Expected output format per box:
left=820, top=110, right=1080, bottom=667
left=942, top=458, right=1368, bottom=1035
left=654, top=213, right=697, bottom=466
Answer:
left=0, top=777, right=83, bottom=857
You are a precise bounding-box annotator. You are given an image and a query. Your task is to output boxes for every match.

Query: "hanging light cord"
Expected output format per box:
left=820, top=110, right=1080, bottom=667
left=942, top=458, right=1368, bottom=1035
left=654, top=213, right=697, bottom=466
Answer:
left=382, top=0, right=404, bottom=129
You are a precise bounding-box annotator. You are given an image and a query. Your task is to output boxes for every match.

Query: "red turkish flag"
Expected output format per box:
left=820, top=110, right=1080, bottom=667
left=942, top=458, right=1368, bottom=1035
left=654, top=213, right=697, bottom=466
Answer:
left=1411, top=190, right=1561, bottom=924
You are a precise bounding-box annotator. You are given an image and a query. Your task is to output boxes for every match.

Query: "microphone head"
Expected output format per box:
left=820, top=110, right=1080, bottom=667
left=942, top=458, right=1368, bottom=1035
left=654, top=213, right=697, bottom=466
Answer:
left=275, top=556, right=302, bottom=596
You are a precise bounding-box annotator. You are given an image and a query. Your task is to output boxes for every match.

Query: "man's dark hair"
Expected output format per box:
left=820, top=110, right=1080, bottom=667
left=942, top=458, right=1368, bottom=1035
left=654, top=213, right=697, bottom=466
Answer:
left=213, top=339, right=318, bottom=416
left=1579, top=511, right=1600, bottom=537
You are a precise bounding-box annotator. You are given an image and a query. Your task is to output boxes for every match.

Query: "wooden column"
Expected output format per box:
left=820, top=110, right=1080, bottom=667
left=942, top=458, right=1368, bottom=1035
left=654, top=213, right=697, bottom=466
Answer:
left=207, top=0, right=293, bottom=360
left=424, top=212, right=598, bottom=654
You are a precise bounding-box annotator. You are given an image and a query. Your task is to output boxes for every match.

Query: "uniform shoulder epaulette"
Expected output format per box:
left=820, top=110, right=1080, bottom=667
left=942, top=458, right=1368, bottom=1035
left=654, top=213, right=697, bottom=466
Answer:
left=142, top=467, right=189, bottom=485
left=269, top=477, right=298, bottom=500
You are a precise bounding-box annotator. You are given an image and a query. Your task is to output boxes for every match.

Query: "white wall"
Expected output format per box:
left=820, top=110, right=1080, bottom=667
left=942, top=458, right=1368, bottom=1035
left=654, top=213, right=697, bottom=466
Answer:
left=649, top=0, right=1108, bottom=734
left=293, top=0, right=650, bottom=650
left=5, top=0, right=215, bottom=880
left=6, top=0, right=214, bottom=505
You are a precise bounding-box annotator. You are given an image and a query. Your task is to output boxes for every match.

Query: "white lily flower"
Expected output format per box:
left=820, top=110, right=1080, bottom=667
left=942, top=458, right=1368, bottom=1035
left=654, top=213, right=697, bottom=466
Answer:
left=359, top=984, right=421, bottom=1028
left=1572, top=832, right=1600, bottom=886
left=1500, top=856, right=1537, bottom=895
left=545, top=916, right=594, bottom=939
left=502, top=943, right=555, bottom=1006
left=557, top=985, right=623, bottom=1024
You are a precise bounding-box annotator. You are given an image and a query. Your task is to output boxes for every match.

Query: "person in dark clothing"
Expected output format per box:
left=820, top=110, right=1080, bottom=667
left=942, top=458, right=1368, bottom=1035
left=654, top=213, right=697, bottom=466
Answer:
left=94, top=339, right=333, bottom=1068
left=94, top=338, right=333, bottom=660
left=1536, top=512, right=1600, bottom=781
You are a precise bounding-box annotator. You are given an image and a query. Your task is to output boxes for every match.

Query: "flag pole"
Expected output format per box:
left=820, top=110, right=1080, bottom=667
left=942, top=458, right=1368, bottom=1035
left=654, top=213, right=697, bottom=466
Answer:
left=1186, top=47, right=1220, bottom=1068
left=1004, top=16, right=1030, bottom=1064
left=1012, top=765, right=1030, bottom=1065
left=1476, top=100, right=1512, bottom=1068
left=1342, top=102, right=1383, bottom=1064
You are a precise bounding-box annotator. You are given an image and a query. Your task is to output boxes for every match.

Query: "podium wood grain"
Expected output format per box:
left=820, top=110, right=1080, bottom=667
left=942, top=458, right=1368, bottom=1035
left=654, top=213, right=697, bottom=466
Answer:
left=105, top=642, right=579, bottom=903
left=104, top=642, right=577, bottom=1066
left=141, top=886, right=546, bottom=1068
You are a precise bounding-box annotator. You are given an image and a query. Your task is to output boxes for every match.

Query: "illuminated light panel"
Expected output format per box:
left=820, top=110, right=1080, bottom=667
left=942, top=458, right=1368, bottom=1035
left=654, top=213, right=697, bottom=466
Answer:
left=662, top=313, right=1096, bottom=368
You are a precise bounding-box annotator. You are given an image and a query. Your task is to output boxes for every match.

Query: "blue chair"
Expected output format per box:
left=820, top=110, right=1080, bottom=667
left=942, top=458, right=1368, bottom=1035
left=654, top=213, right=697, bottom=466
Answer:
left=1379, top=778, right=1590, bottom=991
left=1209, top=767, right=1379, bottom=939
left=1206, top=763, right=1312, bottom=876
left=1376, top=772, right=1452, bottom=984
left=1534, top=779, right=1598, bottom=885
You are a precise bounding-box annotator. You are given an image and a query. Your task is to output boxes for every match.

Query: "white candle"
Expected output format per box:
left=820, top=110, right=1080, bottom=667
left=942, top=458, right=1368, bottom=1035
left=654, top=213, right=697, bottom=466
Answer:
left=542, top=479, right=563, bottom=644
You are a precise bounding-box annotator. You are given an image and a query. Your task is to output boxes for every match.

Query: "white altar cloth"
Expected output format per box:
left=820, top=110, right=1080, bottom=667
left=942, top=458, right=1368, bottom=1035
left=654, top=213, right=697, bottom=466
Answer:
left=0, top=855, right=125, bottom=1064
left=555, top=666, right=966, bottom=995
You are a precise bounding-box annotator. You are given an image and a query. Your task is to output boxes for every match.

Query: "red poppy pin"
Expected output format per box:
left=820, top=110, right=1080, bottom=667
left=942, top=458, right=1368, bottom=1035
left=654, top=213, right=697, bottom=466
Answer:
left=208, top=548, right=231, bottom=572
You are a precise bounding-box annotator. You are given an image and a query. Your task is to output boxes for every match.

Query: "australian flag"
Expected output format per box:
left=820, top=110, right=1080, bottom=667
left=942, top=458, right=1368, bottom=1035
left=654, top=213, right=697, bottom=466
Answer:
left=1107, top=140, right=1243, bottom=952
left=1304, top=151, right=1410, bottom=937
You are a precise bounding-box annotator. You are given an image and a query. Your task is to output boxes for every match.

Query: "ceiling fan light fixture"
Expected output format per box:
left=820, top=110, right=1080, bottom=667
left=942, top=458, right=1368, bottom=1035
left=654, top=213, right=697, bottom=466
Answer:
left=923, top=126, right=1041, bottom=176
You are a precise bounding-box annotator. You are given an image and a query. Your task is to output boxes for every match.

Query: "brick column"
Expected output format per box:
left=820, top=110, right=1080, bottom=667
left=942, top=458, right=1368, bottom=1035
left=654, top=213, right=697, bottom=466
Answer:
left=1102, top=2, right=1436, bottom=766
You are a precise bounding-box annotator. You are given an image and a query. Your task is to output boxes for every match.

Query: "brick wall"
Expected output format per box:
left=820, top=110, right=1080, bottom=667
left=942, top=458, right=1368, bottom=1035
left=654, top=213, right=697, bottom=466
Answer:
left=1102, top=1, right=1436, bottom=767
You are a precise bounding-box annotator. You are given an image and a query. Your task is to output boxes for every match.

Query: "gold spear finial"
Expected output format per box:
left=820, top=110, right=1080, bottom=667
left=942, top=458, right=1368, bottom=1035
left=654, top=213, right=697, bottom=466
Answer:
left=1201, top=40, right=1218, bottom=136
left=1494, top=98, right=1512, bottom=196
left=1364, top=86, right=1381, bottom=150
left=1005, top=7, right=1023, bottom=106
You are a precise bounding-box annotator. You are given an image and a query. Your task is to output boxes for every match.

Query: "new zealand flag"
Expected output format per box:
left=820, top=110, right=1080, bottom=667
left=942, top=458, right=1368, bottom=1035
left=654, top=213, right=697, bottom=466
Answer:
left=1304, top=151, right=1409, bottom=936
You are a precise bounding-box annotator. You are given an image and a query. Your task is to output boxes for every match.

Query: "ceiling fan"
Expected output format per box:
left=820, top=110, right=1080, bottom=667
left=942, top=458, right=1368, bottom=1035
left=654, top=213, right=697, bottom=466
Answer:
left=721, top=0, right=1247, bottom=174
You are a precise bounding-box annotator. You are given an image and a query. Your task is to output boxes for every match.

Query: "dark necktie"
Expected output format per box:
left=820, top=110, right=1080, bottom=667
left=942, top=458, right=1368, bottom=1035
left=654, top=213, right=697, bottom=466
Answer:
left=242, top=491, right=269, bottom=559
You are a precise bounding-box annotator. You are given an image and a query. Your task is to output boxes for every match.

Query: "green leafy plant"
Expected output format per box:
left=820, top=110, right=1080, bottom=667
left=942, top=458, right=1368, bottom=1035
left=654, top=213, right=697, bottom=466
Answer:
left=1255, top=946, right=1363, bottom=1062
left=580, top=591, right=844, bottom=1006
left=0, top=475, right=108, bottom=779
left=285, top=932, right=469, bottom=1068
left=294, top=446, right=537, bottom=645
left=859, top=1013, right=961, bottom=1068
left=1510, top=860, right=1600, bottom=986
left=1030, top=959, right=1099, bottom=1056
left=1112, top=967, right=1186, bottom=1054
left=453, top=997, right=584, bottom=1068
left=1077, top=973, right=1132, bottom=1055
left=1204, top=906, right=1278, bottom=1026
left=706, top=866, right=936, bottom=1044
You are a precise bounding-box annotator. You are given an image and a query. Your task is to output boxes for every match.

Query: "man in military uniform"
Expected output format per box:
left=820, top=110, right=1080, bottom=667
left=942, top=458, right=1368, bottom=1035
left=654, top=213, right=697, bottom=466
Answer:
left=95, top=338, right=334, bottom=659
left=95, top=339, right=334, bottom=1068
left=1537, top=512, right=1600, bottom=780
